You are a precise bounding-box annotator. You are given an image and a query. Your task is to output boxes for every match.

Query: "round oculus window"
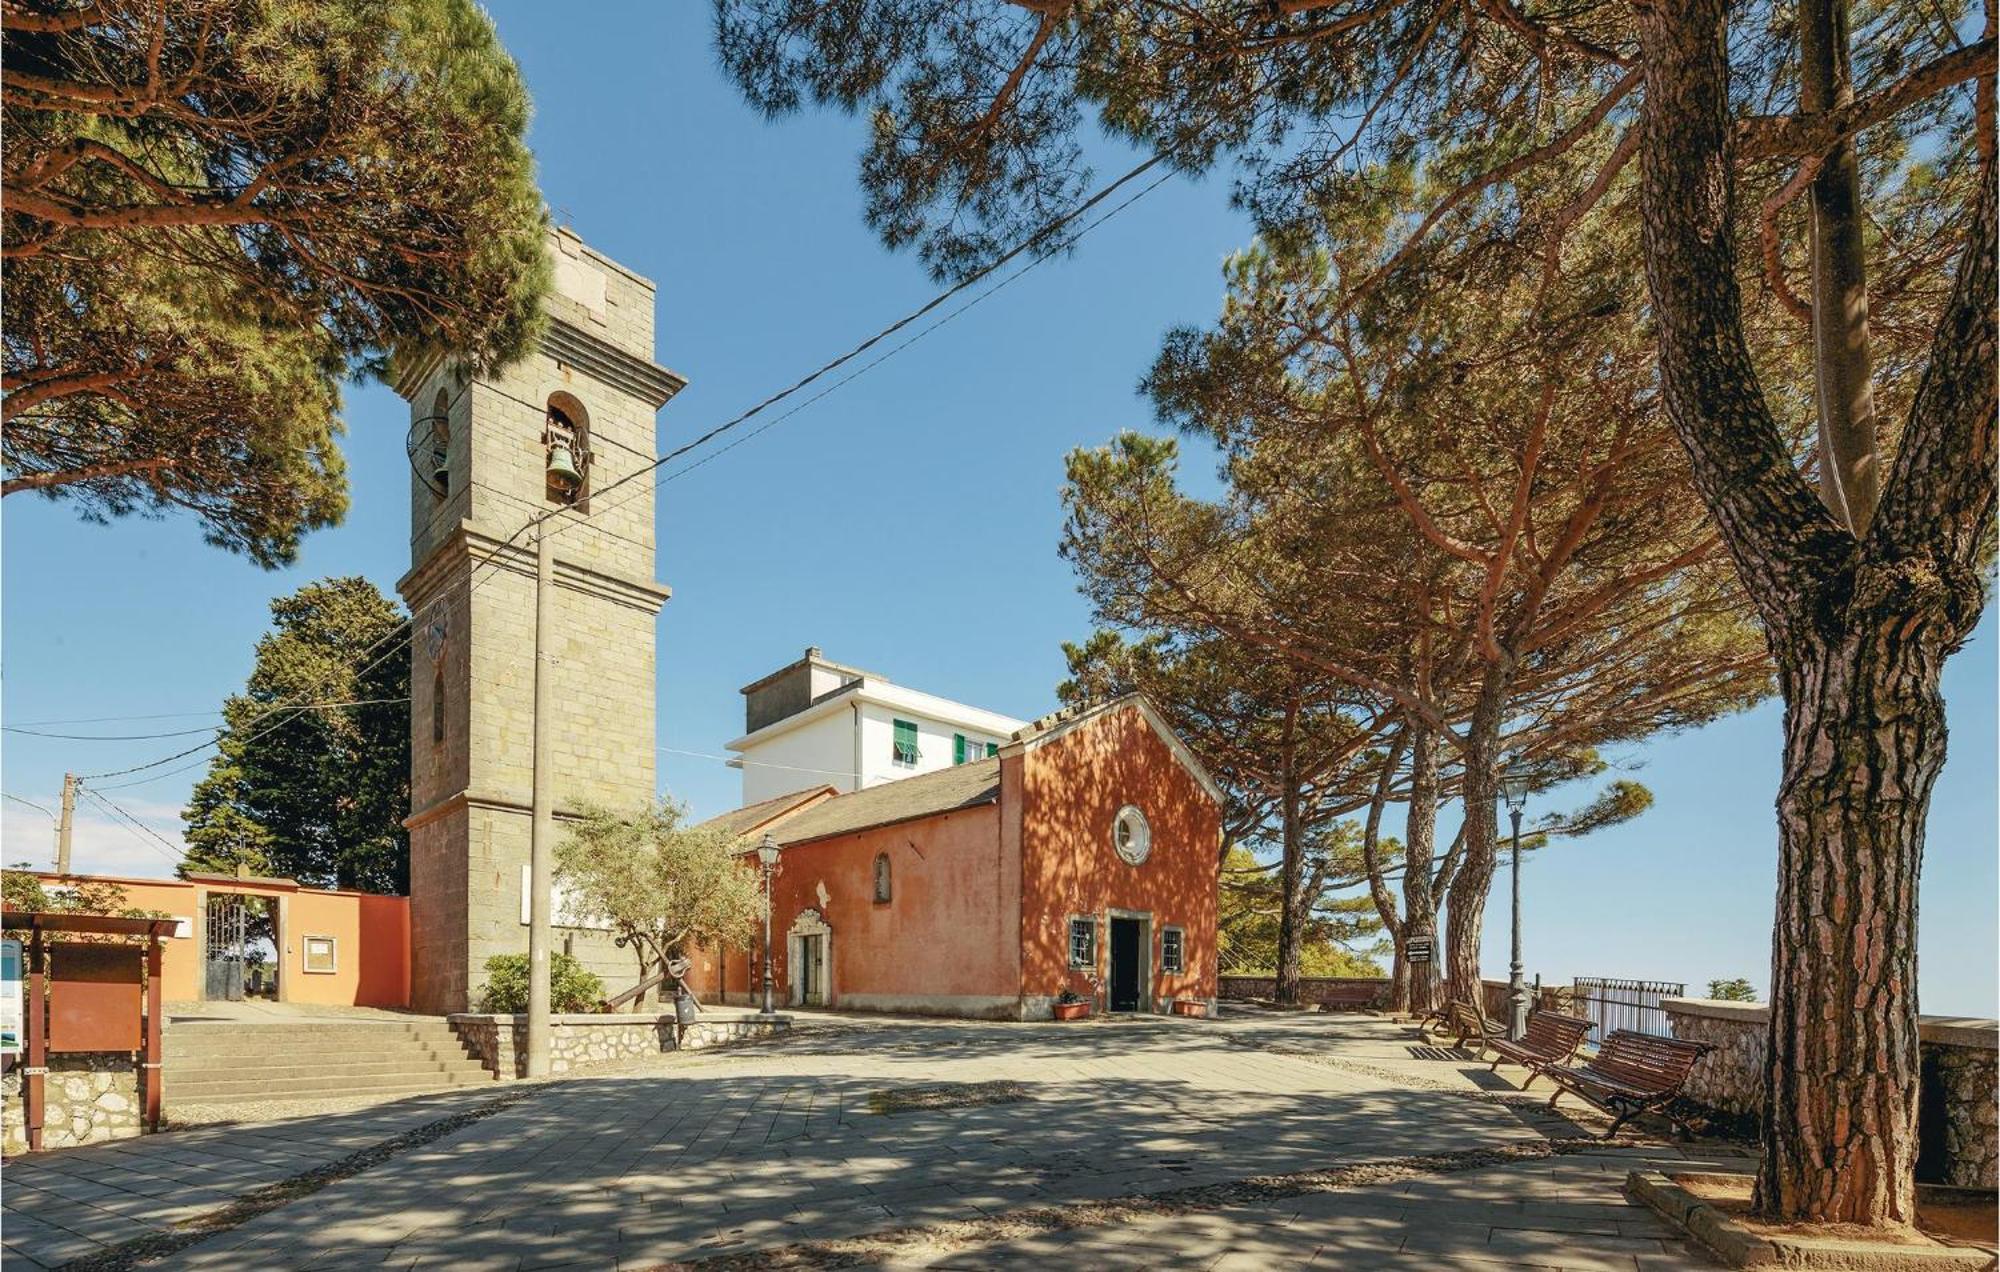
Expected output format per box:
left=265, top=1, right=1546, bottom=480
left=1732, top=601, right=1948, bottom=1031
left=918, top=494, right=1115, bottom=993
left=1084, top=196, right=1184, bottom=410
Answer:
left=1113, top=805, right=1151, bottom=865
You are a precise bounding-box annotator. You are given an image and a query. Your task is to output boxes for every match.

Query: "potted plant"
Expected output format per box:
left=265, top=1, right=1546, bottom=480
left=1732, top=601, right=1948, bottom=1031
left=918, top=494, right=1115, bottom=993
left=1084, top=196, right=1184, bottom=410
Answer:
left=1052, top=988, right=1091, bottom=1021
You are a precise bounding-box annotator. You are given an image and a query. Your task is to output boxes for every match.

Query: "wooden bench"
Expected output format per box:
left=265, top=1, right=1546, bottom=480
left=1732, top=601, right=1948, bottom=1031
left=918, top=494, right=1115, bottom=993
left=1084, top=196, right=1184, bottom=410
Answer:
left=1314, top=984, right=1379, bottom=1012
left=1485, top=1011, right=1593, bottom=1088
left=1424, top=1000, right=1498, bottom=1053
left=1544, top=1029, right=1715, bottom=1138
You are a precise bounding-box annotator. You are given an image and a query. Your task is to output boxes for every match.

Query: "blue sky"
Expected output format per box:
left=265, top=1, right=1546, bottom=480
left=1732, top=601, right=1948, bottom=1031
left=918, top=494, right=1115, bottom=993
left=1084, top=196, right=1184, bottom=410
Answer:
left=3, top=4, right=1994, bottom=1015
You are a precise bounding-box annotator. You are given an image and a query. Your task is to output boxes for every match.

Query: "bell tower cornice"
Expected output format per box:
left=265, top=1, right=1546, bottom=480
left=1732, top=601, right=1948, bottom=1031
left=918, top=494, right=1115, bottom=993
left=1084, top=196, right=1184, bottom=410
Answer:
left=392, top=315, right=685, bottom=411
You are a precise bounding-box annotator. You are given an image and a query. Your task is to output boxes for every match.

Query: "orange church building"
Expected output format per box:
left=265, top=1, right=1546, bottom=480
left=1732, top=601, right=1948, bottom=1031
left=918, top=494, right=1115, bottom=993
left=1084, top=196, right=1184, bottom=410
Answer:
left=691, top=695, right=1222, bottom=1019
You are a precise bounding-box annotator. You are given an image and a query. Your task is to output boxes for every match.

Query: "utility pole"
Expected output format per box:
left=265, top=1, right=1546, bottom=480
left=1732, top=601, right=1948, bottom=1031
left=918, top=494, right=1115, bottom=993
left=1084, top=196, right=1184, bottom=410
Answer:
left=525, top=521, right=555, bottom=1078
left=56, top=774, right=76, bottom=876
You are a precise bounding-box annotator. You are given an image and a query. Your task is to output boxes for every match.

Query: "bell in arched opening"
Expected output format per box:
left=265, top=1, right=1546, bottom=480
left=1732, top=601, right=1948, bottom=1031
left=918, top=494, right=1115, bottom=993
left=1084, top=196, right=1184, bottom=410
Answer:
left=544, top=405, right=586, bottom=503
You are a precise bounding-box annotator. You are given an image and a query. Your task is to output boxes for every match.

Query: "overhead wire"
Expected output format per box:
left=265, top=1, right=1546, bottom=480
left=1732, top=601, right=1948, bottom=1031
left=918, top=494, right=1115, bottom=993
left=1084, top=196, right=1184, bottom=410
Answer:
left=5, top=709, right=223, bottom=727
left=78, top=786, right=187, bottom=868
left=2, top=792, right=56, bottom=819
left=65, top=129, right=1208, bottom=797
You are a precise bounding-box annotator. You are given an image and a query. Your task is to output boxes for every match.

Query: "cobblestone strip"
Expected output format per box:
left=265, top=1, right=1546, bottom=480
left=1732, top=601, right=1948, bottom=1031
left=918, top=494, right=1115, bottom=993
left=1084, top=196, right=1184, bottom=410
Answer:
left=680, top=1137, right=1649, bottom=1270
left=59, top=1087, right=538, bottom=1272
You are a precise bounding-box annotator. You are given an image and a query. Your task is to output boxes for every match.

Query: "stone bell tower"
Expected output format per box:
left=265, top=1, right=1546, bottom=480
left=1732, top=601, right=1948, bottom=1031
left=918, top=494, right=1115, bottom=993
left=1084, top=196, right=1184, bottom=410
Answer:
left=395, top=228, right=684, bottom=1014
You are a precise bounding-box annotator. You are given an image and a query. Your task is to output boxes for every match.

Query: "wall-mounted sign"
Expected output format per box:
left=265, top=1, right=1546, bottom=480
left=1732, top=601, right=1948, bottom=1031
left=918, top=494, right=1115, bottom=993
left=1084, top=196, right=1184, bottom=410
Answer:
left=0, top=939, right=21, bottom=1057
left=302, top=936, right=338, bottom=974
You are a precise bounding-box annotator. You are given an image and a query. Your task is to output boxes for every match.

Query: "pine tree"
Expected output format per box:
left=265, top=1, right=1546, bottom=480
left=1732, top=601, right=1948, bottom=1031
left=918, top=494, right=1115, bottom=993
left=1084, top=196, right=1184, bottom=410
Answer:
left=716, top=0, right=1992, bottom=1220
left=183, top=577, right=410, bottom=892
left=3, top=0, right=551, bottom=565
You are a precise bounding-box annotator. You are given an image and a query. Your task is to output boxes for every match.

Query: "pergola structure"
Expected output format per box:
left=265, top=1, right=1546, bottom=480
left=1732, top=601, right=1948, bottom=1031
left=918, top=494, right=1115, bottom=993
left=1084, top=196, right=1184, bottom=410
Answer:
left=6, top=910, right=179, bottom=1150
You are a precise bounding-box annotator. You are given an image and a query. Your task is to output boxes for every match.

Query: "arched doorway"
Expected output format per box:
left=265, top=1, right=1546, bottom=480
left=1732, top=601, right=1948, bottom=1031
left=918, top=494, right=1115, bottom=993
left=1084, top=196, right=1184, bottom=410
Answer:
left=786, top=909, right=831, bottom=1008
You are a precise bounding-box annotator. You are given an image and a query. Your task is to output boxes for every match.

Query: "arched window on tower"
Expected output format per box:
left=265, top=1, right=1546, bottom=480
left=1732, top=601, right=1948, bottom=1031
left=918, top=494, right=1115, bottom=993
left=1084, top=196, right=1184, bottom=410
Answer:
left=873, top=852, right=892, bottom=904
left=428, top=389, right=451, bottom=499
left=432, top=667, right=446, bottom=746
left=543, top=394, right=591, bottom=509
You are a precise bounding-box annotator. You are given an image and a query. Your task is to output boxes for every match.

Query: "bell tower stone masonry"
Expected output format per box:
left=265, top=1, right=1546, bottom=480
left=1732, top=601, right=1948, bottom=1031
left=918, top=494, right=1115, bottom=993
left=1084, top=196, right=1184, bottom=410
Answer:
left=396, top=228, right=683, bottom=1013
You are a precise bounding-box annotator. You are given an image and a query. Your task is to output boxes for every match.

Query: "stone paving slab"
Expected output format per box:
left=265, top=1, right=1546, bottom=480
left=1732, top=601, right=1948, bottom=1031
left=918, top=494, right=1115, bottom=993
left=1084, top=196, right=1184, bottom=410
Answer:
left=2, top=1086, right=510, bottom=1270
left=4, top=1012, right=1752, bottom=1270
left=931, top=1151, right=1741, bottom=1270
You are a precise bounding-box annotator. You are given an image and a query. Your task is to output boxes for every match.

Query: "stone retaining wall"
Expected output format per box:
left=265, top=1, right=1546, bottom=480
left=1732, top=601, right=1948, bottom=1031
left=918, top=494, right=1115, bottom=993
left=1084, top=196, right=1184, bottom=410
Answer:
left=1663, top=998, right=1997, bottom=1190
left=1, top=1053, right=143, bottom=1154
left=448, top=1010, right=790, bottom=1079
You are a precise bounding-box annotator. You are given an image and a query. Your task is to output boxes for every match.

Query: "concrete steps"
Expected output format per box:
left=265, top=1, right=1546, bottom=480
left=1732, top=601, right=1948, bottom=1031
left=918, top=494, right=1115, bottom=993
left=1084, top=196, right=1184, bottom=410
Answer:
left=164, top=1017, right=493, bottom=1104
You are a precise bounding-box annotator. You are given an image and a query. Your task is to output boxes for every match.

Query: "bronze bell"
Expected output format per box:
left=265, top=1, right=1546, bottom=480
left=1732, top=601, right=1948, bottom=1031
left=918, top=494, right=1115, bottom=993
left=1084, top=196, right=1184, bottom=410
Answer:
left=546, top=440, right=583, bottom=493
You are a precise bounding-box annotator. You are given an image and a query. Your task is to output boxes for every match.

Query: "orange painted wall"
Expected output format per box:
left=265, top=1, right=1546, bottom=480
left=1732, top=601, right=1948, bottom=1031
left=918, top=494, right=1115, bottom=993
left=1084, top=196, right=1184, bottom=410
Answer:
left=1018, top=707, right=1221, bottom=1010
left=760, top=803, right=1017, bottom=1011
left=18, top=873, right=410, bottom=1008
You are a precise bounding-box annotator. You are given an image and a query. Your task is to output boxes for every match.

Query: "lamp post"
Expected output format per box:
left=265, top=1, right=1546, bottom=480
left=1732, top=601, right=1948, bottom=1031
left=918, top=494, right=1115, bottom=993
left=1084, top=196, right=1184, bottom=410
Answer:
left=1497, top=756, right=1533, bottom=1041
left=756, top=833, right=781, bottom=1015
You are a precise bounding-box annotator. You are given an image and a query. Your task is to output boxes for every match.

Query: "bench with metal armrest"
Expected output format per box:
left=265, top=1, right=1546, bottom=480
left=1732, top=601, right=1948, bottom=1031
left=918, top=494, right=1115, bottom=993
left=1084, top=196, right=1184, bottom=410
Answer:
left=1544, top=1029, right=1715, bottom=1138
left=1485, top=1010, right=1594, bottom=1088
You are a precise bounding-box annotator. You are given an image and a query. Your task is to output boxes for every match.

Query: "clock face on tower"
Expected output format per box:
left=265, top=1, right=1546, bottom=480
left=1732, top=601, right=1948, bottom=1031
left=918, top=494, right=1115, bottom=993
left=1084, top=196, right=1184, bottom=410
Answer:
left=1113, top=804, right=1151, bottom=866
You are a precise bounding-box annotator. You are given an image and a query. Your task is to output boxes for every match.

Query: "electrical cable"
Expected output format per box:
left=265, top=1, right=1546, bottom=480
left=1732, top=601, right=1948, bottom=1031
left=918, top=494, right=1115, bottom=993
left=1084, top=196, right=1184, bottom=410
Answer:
left=5, top=709, right=223, bottom=727
left=2, top=792, right=56, bottom=819
left=78, top=786, right=186, bottom=868
left=6, top=723, right=224, bottom=742
left=70, top=133, right=1207, bottom=795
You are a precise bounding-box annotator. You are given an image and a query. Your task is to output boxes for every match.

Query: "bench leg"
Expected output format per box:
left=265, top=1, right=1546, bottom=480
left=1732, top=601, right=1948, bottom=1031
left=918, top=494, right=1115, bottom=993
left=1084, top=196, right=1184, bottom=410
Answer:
left=1603, top=1102, right=1641, bottom=1139
left=1547, top=1090, right=1563, bottom=1111
left=1519, top=1071, right=1536, bottom=1091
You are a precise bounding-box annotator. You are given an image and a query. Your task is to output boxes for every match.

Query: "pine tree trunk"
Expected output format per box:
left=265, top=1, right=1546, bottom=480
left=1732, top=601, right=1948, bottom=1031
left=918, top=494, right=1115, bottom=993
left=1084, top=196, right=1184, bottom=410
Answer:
left=1444, top=664, right=1510, bottom=1005
left=1800, top=0, right=1880, bottom=533
left=1634, top=0, right=1995, bottom=1225
left=1274, top=789, right=1305, bottom=1004
left=1402, top=724, right=1442, bottom=1014
left=1273, top=711, right=1305, bottom=1005
left=1755, top=620, right=1946, bottom=1224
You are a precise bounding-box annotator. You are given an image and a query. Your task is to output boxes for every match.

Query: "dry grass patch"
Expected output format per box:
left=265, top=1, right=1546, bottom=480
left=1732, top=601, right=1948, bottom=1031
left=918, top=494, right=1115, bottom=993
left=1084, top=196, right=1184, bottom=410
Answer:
left=864, top=1080, right=1029, bottom=1115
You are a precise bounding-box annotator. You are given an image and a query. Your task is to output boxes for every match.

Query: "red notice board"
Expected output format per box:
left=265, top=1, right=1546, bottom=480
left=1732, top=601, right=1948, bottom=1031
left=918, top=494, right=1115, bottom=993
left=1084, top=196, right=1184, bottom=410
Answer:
left=48, top=942, right=143, bottom=1052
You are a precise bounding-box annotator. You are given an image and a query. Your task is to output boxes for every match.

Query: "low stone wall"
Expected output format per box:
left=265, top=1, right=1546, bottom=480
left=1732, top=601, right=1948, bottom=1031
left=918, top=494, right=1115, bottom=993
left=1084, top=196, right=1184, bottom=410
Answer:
left=448, top=1010, right=791, bottom=1079
left=2, top=1053, right=143, bottom=1154
left=1663, top=998, right=1997, bottom=1190
left=1218, top=975, right=1389, bottom=1009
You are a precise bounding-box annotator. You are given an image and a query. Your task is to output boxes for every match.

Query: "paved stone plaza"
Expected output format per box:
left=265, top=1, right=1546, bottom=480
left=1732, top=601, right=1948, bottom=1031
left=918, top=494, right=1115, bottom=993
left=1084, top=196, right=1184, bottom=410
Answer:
left=2, top=1012, right=1751, bottom=1269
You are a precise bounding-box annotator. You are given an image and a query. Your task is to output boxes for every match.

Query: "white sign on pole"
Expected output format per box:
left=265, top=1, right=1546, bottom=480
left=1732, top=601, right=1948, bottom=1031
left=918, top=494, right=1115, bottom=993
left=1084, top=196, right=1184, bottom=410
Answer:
left=0, top=939, right=23, bottom=1057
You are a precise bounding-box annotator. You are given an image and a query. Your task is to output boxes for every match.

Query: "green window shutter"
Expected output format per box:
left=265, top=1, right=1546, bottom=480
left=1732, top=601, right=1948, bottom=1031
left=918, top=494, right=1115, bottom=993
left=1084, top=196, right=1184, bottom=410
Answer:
left=893, top=719, right=918, bottom=765
left=954, top=733, right=966, bottom=764
left=986, top=742, right=999, bottom=758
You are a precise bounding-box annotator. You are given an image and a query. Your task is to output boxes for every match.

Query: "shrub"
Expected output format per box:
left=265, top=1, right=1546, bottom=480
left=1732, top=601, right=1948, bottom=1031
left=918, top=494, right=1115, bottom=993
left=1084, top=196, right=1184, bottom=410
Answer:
left=1707, top=977, right=1758, bottom=1003
left=476, top=952, right=604, bottom=1014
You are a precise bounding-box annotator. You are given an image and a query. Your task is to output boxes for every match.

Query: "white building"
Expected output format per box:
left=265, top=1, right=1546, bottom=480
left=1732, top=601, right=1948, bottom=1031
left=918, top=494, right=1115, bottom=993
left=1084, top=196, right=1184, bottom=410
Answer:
left=725, top=648, right=1029, bottom=804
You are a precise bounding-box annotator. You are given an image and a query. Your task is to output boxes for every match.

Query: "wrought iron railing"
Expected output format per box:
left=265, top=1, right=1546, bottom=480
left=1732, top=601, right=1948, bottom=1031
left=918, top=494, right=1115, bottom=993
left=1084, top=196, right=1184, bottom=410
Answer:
left=1572, top=976, right=1684, bottom=1038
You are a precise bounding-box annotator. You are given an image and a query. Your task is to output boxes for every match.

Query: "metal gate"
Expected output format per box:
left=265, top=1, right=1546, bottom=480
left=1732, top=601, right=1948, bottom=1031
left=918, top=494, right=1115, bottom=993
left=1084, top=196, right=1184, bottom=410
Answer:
left=204, top=893, right=248, bottom=1001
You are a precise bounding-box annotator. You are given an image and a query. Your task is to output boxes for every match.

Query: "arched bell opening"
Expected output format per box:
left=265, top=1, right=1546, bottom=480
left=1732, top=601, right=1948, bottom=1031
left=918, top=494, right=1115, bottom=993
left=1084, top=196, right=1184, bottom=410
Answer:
left=543, top=391, right=592, bottom=510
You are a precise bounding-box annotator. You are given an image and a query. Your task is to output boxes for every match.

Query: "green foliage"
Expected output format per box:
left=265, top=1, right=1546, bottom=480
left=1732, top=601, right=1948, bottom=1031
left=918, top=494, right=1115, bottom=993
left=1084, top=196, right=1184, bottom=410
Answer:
left=1216, top=840, right=1385, bottom=978
left=2, top=0, right=551, bottom=565
left=1, top=871, right=167, bottom=936
left=476, top=952, right=605, bottom=1014
left=182, top=577, right=410, bottom=892
left=3, top=870, right=133, bottom=917
left=1708, top=977, right=1759, bottom=1002
left=555, top=801, right=764, bottom=984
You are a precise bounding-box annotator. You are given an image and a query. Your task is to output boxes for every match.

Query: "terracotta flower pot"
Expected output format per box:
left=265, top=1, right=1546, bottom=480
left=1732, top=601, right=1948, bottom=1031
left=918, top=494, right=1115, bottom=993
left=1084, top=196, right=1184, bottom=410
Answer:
left=1171, top=999, right=1207, bottom=1018
left=1053, top=1001, right=1091, bottom=1021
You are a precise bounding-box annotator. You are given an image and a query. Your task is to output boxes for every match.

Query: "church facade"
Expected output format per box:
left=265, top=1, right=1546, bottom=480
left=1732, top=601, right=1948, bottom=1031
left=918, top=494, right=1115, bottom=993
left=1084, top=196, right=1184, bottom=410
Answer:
left=395, top=229, right=683, bottom=1014
left=694, top=696, right=1223, bottom=1019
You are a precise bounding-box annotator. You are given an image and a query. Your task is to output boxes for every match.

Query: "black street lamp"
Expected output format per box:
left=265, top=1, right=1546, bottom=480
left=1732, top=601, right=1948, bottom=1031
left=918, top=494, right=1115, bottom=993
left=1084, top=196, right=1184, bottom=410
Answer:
left=1498, top=756, right=1534, bottom=1041
left=756, top=833, right=782, bottom=1015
